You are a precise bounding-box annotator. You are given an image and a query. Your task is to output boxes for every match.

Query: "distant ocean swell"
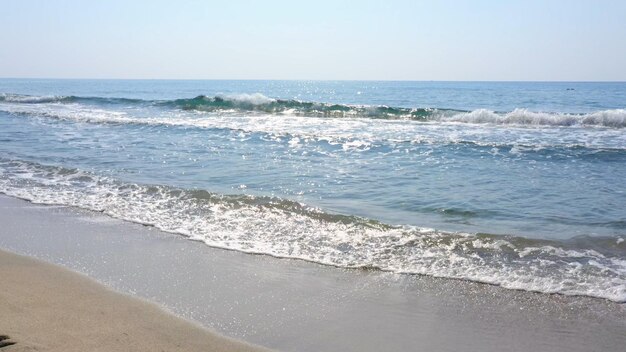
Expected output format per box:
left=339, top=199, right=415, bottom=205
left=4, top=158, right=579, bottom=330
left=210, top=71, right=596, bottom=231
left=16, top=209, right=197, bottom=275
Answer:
left=2, top=93, right=625, bottom=128
left=0, top=158, right=624, bottom=302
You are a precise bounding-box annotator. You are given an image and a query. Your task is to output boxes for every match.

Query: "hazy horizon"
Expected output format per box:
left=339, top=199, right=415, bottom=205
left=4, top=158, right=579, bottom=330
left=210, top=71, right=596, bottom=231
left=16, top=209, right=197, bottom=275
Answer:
left=2, top=78, right=626, bottom=83
left=2, top=0, right=625, bottom=81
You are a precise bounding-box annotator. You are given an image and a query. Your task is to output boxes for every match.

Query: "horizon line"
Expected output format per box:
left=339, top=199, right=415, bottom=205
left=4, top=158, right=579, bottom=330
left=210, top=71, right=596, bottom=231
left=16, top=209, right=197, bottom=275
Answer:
left=1, top=77, right=626, bottom=83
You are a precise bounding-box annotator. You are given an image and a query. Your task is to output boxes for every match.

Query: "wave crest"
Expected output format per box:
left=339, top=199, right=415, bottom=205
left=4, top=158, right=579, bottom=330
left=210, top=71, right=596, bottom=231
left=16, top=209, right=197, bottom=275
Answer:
left=2, top=92, right=626, bottom=128
left=444, top=108, right=626, bottom=128
left=168, top=94, right=437, bottom=119
left=0, top=93, right=72, bottom=104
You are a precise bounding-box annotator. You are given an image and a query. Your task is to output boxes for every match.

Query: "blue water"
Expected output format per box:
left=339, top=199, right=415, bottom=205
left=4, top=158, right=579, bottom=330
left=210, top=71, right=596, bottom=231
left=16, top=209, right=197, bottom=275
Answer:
left=1, top=79, right=625, bottom=301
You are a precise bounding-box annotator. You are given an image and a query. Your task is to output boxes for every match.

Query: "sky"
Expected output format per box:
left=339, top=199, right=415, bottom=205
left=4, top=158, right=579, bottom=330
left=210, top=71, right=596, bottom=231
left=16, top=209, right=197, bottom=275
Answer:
left=1, top=0, right=625, bottom=81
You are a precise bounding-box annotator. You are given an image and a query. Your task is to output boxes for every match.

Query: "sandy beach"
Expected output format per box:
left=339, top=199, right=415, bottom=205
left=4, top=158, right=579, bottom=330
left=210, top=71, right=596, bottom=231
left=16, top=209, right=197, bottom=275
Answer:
left=0, top=248, right=268, bottom=352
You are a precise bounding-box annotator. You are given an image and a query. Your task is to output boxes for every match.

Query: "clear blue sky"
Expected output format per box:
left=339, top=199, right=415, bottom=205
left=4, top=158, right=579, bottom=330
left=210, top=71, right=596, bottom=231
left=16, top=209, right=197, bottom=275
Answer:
left=1, top=0, right=625, bottom=80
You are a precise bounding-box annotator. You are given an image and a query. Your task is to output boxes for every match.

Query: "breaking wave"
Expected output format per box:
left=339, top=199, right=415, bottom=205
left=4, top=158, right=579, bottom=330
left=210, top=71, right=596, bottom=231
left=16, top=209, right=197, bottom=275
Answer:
left=442, top=108, right=626, bottom=128
left=0, top=158, right=624, bottom=302
left=2, top=93, right=625, bottom=128
left=167, top=93, right=441, bottom=119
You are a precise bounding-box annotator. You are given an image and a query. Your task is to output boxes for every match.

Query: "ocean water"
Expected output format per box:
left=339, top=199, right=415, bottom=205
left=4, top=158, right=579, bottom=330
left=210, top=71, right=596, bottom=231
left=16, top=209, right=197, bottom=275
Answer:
left=0, top=79, right=624, bottom=302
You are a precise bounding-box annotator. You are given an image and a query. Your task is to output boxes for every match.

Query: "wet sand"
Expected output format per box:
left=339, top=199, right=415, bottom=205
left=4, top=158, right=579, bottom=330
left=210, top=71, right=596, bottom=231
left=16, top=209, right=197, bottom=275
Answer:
left=0, top=249, right=267, bottom=352
left=1, top=194, right=625, bottom=351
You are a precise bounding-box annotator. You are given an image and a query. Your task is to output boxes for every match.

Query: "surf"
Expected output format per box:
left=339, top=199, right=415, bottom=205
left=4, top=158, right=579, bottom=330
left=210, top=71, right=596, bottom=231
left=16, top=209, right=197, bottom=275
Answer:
left=2, top=92, right=626, bottom=128
left=0, top=157, right=624, bottom=302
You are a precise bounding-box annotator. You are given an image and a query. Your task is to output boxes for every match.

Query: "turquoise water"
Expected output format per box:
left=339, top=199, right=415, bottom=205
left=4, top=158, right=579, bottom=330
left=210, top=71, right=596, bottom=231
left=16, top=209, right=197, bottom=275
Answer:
left=1, top=79, right=625, bottom=301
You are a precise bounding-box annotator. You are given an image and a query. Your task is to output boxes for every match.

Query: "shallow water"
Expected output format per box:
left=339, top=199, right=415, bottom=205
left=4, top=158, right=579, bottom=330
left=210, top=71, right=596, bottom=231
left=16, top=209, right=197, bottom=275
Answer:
left=1, top=79, right=625, bottom=301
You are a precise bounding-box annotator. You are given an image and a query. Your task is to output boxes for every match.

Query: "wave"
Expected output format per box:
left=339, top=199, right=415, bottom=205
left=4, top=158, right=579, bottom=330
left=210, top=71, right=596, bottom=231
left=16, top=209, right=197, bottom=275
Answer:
left=0, top=93, right=74, bottom=104
left=3, top=99, right=626, bottom=154
left=166, top=94, right=441, bottom=120
left=442, top=108, right=626, bottom=128
left=2, top=93, right=626, bottom=128
left=3, top=99, right=626, bottom=153
left=0, top=158, right=624, bottom=302
left=0, top=93, right=143, bottom=105
left=166, top=95, right=626, bottom=127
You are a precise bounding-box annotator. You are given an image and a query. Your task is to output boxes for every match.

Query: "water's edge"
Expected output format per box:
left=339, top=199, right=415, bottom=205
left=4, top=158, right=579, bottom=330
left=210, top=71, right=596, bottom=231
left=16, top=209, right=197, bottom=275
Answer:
left=1, top=160, right=624, bottom=303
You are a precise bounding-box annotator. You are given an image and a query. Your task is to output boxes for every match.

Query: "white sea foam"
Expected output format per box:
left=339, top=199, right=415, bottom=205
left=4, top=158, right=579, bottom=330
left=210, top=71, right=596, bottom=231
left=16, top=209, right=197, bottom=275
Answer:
left=0, top=159, right=624, bottom=302
left=2, top=101, right=626, bottom=152
left=441, top=108, right=626, bottom=128
left=216, top=93, right=276, bottom=105
left=0, top=93, right=68, bottom=103
left=2, top=92, right=626, bottom=127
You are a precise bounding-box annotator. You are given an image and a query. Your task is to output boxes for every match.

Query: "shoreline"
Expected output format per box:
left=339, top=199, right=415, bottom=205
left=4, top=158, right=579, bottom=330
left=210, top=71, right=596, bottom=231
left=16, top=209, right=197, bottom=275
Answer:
left=0, top=248, right=268, bottom=352
left=1, top=194, right=625, bottom=351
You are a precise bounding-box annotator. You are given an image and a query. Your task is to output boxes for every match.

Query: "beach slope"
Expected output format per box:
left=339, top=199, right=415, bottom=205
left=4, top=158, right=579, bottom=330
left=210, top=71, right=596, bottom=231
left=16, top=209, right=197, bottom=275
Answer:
left=0, top=249, right=268, bottom=352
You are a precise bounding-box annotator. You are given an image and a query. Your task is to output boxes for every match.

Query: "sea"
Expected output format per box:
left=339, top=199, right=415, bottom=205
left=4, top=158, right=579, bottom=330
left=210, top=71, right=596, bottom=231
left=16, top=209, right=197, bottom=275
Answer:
left=0, top=79, right=624, bottom=302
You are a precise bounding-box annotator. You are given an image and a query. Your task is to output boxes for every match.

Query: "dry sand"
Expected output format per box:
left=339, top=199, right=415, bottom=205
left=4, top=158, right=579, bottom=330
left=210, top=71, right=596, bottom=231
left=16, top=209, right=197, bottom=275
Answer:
left=0, top=249, right=268, bottom=352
